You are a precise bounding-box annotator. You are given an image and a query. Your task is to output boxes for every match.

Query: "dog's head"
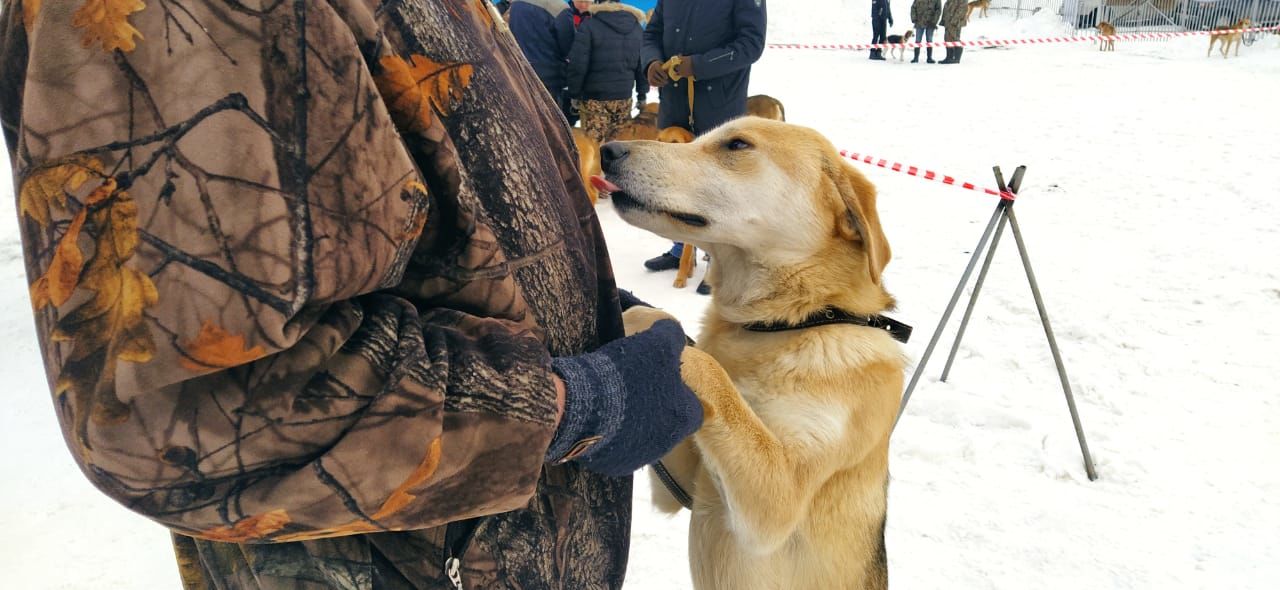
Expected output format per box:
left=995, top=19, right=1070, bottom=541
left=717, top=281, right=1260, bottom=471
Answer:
left=596, top=117, right=891, bottom=286
left=904, top=30, right=914, bottom=42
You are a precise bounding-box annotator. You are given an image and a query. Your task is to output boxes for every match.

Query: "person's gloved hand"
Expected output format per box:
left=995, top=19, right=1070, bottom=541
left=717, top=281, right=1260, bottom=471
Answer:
left=670, top=55, right=696, bottom=79
left=546, top=319, right=702, bottom=477
left=646, top=60, right=671, bottom=87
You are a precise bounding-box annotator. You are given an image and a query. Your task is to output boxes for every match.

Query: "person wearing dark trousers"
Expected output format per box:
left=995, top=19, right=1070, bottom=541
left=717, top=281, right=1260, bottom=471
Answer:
left=640, top=0, right=768, bottom=294
left=940, top=0, right=968, bottom=64
left=871, top=0, right=894, bottom=60
left=911, top=0, right=942, bottom=63
left=509, top=0, right=577, bottom=120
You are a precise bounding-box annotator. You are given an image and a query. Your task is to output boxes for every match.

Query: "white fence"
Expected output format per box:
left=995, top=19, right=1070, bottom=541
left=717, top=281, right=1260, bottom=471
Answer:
left=1061, top=0, right=1280, bottom=43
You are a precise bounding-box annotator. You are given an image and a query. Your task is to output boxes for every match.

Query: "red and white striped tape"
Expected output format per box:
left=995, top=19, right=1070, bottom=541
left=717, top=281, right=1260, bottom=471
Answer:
left=839, top=150, right=1016, bottom=201
left=768, top=25, right=1280, bottom=52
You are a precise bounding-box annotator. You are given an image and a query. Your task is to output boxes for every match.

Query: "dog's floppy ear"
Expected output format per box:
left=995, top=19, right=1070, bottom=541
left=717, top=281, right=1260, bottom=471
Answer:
left=827, top=157, right=891, bottom=285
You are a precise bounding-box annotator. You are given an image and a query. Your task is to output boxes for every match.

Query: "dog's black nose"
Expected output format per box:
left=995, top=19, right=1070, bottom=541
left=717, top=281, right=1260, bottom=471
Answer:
left=600, top=142, right=629, bottom=173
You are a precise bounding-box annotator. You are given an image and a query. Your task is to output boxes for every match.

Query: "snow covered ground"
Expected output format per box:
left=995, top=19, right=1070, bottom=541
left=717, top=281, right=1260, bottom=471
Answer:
left=3, top=2, right=1280, bottom=588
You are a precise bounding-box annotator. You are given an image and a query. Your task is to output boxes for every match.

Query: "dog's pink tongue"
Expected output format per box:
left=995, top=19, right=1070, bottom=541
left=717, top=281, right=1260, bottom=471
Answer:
left=590, top=175, right=621, bottom=193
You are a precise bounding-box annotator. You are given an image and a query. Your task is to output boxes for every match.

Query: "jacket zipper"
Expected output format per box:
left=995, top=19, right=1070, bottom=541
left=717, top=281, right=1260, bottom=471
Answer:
left=442, top=517, right=485, bottom=590
left=707, top=50, right=735, bottom=63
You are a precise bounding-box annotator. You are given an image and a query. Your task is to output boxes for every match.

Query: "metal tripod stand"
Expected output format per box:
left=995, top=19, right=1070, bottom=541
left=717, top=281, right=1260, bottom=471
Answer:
left=894, top=165, right=1098, bottom=481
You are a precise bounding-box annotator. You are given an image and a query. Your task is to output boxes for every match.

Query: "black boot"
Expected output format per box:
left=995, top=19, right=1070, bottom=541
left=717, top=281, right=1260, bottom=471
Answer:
left=696, top=280, right=711, bottom=295
left=939, top=47, right=956, bottom=64
left=870, top=49, right=886, bottom=61
left=926, top=47, right=935, bottom=63
left=911, top=48, right=920, bottom=63
left=643, top=253, right=680, bottom=272
left=953, top=47, right=964, bottom=63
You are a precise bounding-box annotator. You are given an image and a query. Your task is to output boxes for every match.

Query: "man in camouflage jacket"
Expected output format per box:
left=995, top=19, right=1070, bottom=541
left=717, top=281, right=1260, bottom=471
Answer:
left=940, top=0, right=968, bottom=63
left=0, top=1, right=702, bottom=588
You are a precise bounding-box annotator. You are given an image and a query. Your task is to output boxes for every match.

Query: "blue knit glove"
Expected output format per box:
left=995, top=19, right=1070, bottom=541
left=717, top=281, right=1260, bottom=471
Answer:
left=546, top=320, right=703, bottom=476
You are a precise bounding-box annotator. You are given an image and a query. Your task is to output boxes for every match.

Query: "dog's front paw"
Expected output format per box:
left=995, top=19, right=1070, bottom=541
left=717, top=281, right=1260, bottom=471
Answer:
left=623, top=306, right=680, bottom=336
left=680, top=347, right=736, bottom=421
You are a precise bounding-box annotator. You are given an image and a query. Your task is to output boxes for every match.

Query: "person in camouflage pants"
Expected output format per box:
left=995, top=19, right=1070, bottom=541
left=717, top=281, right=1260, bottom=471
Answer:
left=580, top=98, right=635, bottom=144
left=567, top=1, right=650, bottom=144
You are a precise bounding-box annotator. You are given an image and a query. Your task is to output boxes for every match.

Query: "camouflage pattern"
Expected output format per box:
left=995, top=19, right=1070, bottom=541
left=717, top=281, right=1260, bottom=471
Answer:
left=0, top=0, right=632, bottom=588
left=911, top=0, right=943, bottom=29
left=579, top=98, right=635, bottom=145
left=942, top=0, right=969, bottom=29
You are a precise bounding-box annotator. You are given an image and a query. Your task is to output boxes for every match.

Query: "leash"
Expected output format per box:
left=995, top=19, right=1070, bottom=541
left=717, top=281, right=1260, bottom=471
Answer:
left=662, top=56, right=695, bottom=128
left=651, top=460, right=694, bottom=510
left=744, top=307, right=913, bottom=344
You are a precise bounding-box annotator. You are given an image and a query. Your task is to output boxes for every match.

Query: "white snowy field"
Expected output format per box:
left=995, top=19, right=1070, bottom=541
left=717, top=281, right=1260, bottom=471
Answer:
left=3, top=3, right=1280, bottom=588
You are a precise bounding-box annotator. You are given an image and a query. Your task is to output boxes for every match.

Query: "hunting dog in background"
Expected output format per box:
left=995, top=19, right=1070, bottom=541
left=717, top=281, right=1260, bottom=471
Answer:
left=1208, top=18, right=1250, bottom=58
left=1097, top=21, right=1116, bottom=51
left=746, top=94, right=786, bottom=121
left=653, top=125, right=700, bottom=288
left=885, top=30, right=916, bottom=61
left=966, top=0, right=990, bottom=22
left=599, top=118, right=904, bottom=589
left=571, top=127, right=602, bottom=204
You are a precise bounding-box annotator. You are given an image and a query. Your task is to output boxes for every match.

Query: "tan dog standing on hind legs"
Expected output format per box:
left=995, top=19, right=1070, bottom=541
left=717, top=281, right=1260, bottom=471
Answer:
left=595, top=117, right=907, bottom=590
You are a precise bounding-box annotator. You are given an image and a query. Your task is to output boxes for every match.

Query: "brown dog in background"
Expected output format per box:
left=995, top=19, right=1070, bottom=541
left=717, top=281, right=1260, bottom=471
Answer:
left=654, top=126, right=700, bottom=288
left=966, top=0, right=990, bottom=22
left=571, top=127, right=602, bottom=204
left=1208, top=18, right=1250, bottom=58
left=746, top=95, right=786, bottom=121
left=1097, top=21, right=1116, bottom=51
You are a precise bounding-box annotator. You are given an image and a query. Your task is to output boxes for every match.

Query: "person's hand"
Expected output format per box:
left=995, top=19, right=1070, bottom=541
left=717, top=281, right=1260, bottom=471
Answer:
left=545, top=320, right=703, bottom=476
left=671, top=55, right=695, bottom=79
left=646, top=60, right=671, bottom=87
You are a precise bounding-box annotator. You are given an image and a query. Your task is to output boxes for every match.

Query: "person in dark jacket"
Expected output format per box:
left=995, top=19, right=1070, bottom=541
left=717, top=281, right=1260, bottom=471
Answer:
left=940, top=0, right=968, bottom=64
left=911, top=0, right=942, bottom=63
left=871, top=0, right=895, bottom=60
left=2, top=0, right=704, bottom=588
left=509, top=0, right=577, bottom=117
left=568, top=1, right=651, bottom=144
left=640, top=0, right=767, bottom=292
left=571, top=0, right=594, bottom=27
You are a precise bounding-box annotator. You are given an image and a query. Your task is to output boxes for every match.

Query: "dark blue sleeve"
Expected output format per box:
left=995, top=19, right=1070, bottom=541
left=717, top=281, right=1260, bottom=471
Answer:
left=689, top=0, right=766, bottom=81
left=555, top=10, right=575, bottom=60
left=566, top=25, right=591, bottom=98
left=642, top=0, right=667, bottom=68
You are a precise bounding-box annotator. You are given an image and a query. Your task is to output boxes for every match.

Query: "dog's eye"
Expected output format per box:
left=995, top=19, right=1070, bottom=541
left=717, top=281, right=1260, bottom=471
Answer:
left=725, top=138, right=752, bottom=151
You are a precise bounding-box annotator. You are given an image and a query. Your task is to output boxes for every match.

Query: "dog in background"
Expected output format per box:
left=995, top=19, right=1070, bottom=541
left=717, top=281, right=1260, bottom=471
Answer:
left=1097, top=21, right=1116, bottom=51
left=571, top=127, right=602, bottom=204
left=1208, top=18, right=1250, bottom=58
left=601, top=118, right=904, bottom=589
left=653, top=125, right=700, bottom=288
left=966, top=0, right=990, bottom=22
left=885, top=30, right=915, bottom=61
left=745, top=95, right=786, bottom=121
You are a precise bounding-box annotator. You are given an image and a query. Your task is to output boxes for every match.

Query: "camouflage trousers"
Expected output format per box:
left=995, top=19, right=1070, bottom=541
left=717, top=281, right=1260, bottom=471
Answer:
left=579, top=99, right=633, bottom=144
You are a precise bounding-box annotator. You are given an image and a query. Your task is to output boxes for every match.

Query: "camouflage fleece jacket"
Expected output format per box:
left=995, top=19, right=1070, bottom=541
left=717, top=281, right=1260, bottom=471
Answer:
left=0, top=1, right=632, bottom=588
